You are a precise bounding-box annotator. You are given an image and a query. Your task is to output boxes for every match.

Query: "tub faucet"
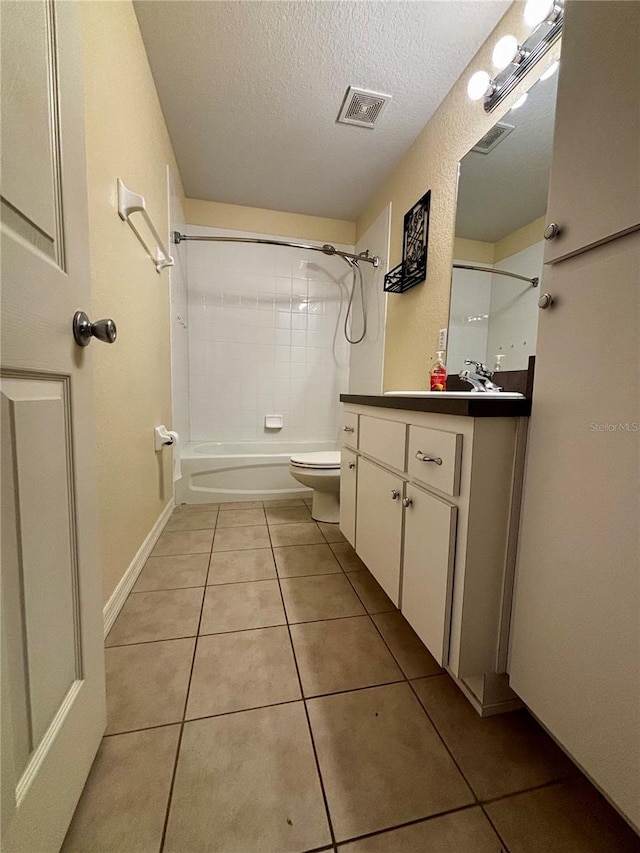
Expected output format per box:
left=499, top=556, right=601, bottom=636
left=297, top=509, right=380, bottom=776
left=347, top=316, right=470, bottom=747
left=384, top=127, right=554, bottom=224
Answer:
left=459, top=360, right=503, bottom=392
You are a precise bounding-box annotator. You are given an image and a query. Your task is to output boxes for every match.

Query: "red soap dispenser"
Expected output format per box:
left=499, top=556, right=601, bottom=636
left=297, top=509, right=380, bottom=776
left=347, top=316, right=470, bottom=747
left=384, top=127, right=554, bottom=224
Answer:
left=430, top=351, right=447, bottom=391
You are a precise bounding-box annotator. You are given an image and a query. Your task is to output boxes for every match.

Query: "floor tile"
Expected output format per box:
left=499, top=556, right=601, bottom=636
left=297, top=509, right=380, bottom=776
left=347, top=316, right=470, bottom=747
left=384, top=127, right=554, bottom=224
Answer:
left=291, top=616, right=403, bottom=697
left=165, top=703, right=331, bottom=853
left=318, top=522, right=347, bottom=543
left=106, top=588, right=204, bottom=646
left=331, top=542, right=367, bottom=572
left=413, top=674, right=576, bottom=800
left=263, top=498, right=308, bottom=507
left=347, top=570, right=395, bottom=614
left=269, top=521, right=325, bottom=547
left=218, top=500, right=263, bottom=511
left=274, top=543, right=343, bottom=578
left=105, top=639, right=194, bottom=734
left=485, top=777, right=640, bottom=853
left=164, top=509, right=218, bottom=531
left=186, top=627, right=300, bottom=718
left=132, top=553, right=209, bottom=592
left=212, top=524, right=270, bottom=552
left=199, top=579, right=285, bottom=634
left=266, top=505, right=313, bottom=524
left=307, top=683, right=473, bottom=840
left=338, top=807, right=502, bottom=852
left=62, top=726, right=179, bottom=853
left=216, top=507, right=266, bottom=528
left=281, top=573, right=366, bottom=623
left=208, top=548, right=276, bottom=584
left=151, top=528, right=213, bottom=557
left=373, top=611, right=443, bottom=678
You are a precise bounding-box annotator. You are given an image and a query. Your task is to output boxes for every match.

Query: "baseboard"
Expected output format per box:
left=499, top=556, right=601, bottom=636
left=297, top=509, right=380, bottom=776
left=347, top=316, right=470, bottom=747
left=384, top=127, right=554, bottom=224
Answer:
left=103, top=498, right=175, bottom=638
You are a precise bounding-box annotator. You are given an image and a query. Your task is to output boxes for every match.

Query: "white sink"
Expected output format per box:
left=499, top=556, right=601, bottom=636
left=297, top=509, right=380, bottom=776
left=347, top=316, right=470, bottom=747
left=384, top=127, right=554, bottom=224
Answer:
left=383, top=391, right=525, bottom=399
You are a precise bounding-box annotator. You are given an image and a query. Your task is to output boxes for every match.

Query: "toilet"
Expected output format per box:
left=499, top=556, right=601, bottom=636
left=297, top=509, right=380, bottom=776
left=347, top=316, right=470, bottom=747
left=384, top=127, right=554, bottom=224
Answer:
left=289, top=450, right=341, bottom=523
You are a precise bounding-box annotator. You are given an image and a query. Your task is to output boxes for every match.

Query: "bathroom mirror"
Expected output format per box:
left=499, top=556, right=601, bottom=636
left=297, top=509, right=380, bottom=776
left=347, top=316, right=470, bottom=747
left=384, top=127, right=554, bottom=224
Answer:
left=447, top=68, right=559, bottom=373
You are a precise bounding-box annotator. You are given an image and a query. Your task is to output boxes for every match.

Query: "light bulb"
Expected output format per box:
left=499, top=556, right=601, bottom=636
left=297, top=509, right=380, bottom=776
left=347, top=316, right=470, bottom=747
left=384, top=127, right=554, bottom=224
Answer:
left=511, top=92, right=528, bottom=110
left=492, top=35, right=519, bottom=70
left=467, top=71, right=491, bottom=101
left=539, top=59, right=559, bottom=80
left=524, top=0, right=555, bottom=27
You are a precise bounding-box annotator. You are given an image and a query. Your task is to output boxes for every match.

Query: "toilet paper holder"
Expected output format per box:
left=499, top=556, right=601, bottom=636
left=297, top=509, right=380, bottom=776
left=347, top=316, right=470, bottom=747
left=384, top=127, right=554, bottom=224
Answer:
left=154, top=425, right=176, bottom=451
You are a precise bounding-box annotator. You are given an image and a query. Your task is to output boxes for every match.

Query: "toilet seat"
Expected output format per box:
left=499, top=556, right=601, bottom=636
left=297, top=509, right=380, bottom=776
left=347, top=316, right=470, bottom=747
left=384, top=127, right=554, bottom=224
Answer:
left=289, top=450, right=341, bottom=470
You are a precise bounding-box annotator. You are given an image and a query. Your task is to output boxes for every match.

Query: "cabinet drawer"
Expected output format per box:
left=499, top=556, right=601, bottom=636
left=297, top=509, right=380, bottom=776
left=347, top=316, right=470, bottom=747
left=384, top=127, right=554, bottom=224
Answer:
left=401, top=484, right=457, bottom=666
left=359, top=415, right=406, bottom=472
left=407, top=425, right=462, bottom=497
left=339, top=449, right=357, bottom=547
left=355, top=457, right=404, bottom=605
left=341, top=412, right=359, bottom=449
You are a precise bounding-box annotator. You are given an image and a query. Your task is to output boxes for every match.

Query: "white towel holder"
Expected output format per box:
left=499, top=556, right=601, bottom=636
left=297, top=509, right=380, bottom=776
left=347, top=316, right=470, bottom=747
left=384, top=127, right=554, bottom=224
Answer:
left=117, top=178, right=174, bottom=273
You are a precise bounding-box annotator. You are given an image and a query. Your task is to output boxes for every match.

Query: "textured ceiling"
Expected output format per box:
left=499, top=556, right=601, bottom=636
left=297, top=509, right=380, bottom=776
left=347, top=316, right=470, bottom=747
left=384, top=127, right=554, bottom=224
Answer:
left=455, top=71, right=559, bottom=243
left=134, top=0, right=510, bottom=221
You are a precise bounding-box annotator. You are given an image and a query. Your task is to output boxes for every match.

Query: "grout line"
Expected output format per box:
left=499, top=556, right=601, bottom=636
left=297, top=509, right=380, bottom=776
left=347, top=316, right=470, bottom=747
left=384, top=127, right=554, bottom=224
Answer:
left=267, top=521, right=339, bottom=851
left=158, top=527, right=213, bottom=853
left=480, top=805, right=512, bottom=852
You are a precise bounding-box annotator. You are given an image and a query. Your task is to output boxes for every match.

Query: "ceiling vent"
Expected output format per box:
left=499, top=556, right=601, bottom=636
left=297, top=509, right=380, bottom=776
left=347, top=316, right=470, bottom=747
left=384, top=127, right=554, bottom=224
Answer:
left=337, top=87, right=391, bottom=128
left=471, top=121, right=515, bottom=154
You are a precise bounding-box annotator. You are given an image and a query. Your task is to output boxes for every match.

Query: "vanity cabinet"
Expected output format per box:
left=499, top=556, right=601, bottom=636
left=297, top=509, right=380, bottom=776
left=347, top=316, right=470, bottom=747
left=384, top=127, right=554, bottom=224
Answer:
left=339, top=448, right=358, bottom=547
left=355, top=456, right=404, bottom=605
left=402, top=483, right=457, bottom=666
left=341, top=403, right=526, bottom=715
left=543, top=0, right=640, bottom=264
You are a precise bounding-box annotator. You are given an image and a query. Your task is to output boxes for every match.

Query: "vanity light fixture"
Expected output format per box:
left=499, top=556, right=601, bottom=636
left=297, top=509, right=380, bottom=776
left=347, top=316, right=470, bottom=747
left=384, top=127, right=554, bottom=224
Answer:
left=539, top=59, right=559, bottom=80
left=467, top=0, right=563, bottom=112
left=510, top=92, right=529, bottom=110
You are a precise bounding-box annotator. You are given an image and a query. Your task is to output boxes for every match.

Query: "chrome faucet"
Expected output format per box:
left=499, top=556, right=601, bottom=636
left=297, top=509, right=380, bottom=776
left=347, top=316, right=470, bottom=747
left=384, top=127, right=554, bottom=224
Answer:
left=458, top=360, right=503, bottom=392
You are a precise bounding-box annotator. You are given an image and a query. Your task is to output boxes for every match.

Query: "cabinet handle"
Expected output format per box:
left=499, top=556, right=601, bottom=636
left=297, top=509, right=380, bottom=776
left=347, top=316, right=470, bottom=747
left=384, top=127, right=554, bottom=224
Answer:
left=538, top=293, right=554, bottom=310
left=349, top=462, right=356, bottom=469
left=543, top=222, right=561, bottom=240
left=343, top=426, right=355, bottom=432
left=390, top=489, right=400, bottom=500
left=402, top=497, right=413, bottom=508
left=416, top=451, right=443, bottom=465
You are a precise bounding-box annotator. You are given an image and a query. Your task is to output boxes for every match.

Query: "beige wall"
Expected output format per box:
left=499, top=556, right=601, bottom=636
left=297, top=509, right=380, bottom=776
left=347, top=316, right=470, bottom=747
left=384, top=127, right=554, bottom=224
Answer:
left=357, top=4, right=560, bottom=390
left=80, top=1, right=183, bottom=604
left=184, top=197, right=355, bottom=245
left=453, top=215, right=547, bottom=264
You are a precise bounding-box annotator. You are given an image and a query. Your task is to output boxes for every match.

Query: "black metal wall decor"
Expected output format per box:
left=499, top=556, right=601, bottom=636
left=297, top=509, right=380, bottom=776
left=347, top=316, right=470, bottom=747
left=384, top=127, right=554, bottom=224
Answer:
left=383, top=189, right=431, bottom=294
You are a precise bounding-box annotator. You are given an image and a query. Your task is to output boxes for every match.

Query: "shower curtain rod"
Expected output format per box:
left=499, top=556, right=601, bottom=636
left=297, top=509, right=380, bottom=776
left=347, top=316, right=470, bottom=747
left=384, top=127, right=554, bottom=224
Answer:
left=453, top=262, right=539, bottom=287
left=172, top=231, right=380, bottom=267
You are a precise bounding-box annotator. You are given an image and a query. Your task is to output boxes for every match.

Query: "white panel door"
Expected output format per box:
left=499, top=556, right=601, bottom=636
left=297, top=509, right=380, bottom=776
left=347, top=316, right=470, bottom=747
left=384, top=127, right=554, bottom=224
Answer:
left=509, top=232, right=640, bottom=829
left=401, top=485, right=457, bottom=666
left=0, top=2, right=106, bottom=850
left=355, top=457, right=404, bottom=605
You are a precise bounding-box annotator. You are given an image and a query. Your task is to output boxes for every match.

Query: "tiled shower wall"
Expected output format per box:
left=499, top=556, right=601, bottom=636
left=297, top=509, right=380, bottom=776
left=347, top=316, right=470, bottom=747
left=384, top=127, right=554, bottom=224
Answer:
left=186, top=225, right=354, bottom=443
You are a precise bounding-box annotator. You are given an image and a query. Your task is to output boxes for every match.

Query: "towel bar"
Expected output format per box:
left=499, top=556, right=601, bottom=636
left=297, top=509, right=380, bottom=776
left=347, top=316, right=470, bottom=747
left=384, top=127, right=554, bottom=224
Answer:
left=117, top=179, right=174, bottom=273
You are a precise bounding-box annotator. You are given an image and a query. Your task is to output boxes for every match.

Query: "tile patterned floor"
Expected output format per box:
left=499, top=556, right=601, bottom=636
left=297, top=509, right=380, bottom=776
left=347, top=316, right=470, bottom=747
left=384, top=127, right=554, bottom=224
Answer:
left=63, top=498, right=640, bottom=853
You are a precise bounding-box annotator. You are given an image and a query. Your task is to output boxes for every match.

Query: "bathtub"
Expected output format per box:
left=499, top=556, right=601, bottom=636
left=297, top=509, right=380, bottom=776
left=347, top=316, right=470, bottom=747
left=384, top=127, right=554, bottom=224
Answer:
left=175, top=440, right=337, bottom=505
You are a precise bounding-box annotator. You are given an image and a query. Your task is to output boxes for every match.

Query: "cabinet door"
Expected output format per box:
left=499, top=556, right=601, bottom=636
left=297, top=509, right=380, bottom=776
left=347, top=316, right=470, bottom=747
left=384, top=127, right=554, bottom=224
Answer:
left=401, top=485, right=457, bottom=666
left=339, top=449, right=358, bottom=547
left=355, top=457, right=404, bottom=605
left=510, top=232, right=640, bottom=828
left=544, top=1, right=640, bottom=264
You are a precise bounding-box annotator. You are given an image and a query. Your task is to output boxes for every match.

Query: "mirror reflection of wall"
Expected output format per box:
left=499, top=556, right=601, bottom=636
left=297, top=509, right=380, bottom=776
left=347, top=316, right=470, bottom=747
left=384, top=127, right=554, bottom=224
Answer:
left=448, top=67, right=559, bottom=373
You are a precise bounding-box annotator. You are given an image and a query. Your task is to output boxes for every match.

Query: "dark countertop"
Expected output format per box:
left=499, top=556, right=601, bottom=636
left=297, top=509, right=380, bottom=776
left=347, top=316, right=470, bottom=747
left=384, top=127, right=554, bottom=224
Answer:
left=340, top=393, right=531, bottom=418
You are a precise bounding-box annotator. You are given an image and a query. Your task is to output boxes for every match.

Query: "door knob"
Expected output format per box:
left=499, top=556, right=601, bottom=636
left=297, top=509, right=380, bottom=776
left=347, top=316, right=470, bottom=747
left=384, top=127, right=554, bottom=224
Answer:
left=543, top=222, right=561, bottom=240
left=390, top=490, right=400, bottom=500
left=349, top=462, right=356, bottom=469
left=538, top=293, right=554, bottom=310
left=402, top=497, right=413, bottom=508
left=343, top=426, right=354, bottom=432
left=73, top=311, right=117, bottom=347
